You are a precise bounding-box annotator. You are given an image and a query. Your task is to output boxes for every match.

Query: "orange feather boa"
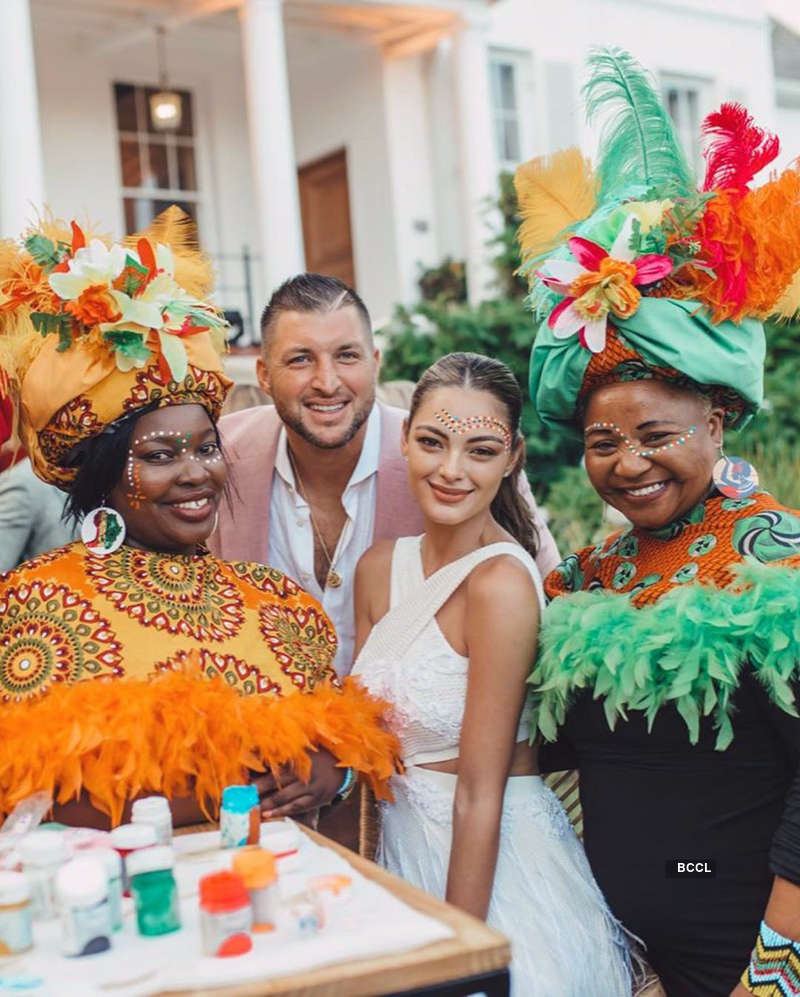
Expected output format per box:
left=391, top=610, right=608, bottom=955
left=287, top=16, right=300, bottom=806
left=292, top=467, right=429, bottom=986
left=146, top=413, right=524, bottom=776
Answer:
left=0, top=673, right=401, bottom=825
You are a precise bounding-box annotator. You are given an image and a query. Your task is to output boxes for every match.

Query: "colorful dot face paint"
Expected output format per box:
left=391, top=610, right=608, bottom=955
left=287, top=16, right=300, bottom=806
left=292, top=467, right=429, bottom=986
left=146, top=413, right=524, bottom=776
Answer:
left=433, top=409, right=512, bottom=452
left=584, top=421, right=697, bottom=458
left=128, top=430, right=224, bottom=465
left=124, top=430, right=223, bottom=507
left=125, top=455, right=146, bottom=510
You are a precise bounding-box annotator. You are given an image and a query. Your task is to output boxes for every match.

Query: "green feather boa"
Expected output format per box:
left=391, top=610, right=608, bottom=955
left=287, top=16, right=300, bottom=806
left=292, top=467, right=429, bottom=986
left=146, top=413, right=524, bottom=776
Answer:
left=528, top=561, right=800, bottom=750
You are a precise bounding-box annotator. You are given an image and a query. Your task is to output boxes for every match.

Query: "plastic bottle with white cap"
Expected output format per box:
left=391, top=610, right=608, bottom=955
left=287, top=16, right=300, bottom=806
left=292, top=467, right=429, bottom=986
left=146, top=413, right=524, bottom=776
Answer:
left=19, top=830, right=69, bottom=920
left=0, top=872, right=33, bottom=954
left=131, top=796, right=172, bottom=846
left=93, top=849, right=124, bottom=932
left=56, top=856, right=112, bottom=957
left=109, top=822, right=157, bottom=895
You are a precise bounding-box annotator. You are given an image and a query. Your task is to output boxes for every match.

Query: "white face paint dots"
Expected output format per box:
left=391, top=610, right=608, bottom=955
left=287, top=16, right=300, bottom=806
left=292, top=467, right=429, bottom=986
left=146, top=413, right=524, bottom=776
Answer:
left=125, top=430, right=223, bottom=508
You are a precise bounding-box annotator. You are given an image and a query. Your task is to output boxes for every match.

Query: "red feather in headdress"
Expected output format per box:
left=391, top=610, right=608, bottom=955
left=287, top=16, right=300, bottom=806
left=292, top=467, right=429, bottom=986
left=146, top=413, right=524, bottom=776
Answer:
left=702, top=102, right=779, bottom=194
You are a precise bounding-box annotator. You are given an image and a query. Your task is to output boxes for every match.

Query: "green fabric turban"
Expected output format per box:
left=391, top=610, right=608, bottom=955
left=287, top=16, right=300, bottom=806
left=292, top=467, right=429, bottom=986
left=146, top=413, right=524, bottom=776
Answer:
left=529, top=297, right=765, bottom=437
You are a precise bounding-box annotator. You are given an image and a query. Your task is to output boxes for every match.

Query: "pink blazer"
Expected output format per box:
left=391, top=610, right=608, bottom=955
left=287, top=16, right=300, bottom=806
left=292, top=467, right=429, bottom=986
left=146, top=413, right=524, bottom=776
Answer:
left=210, top=403, right=422, bottom=564
left=209, top=402, right=560, bottom=577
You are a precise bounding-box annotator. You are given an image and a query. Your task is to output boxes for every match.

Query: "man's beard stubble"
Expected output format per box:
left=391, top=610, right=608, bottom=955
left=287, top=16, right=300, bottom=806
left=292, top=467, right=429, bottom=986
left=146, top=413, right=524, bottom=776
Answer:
left=274, top=392, right=375, bottom=450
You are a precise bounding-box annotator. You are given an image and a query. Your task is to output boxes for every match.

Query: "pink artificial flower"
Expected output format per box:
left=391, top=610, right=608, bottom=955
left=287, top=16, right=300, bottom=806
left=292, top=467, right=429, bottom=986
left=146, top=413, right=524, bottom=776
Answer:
left=537, top=219, right=673, bottom=353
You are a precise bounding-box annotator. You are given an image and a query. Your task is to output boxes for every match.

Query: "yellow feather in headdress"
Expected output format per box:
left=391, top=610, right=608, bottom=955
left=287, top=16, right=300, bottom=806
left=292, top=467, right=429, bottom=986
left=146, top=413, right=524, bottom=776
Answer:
left=127, top=205, right=214, bottom=299
left=514, top=147, right=597, bottom=270
left=773, top=267, right=800, bottom=322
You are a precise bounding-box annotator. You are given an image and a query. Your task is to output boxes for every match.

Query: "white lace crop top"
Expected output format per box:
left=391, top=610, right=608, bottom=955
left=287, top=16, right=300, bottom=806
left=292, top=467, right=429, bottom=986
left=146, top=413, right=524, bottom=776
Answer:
left=352, top=536, right=545, bottom=767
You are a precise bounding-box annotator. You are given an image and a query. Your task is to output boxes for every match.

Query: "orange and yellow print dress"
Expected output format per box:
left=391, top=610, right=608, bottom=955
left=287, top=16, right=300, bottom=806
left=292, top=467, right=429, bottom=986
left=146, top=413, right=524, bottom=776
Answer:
left=0, top=543, right=399, bottom=823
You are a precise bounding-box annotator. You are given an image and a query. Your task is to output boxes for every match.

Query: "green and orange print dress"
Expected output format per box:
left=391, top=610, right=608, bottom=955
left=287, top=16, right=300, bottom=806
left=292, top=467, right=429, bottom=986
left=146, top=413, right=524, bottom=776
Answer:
left=0, top=542, right=399, bottom=825
left=530, top=489, right=800, bottom=997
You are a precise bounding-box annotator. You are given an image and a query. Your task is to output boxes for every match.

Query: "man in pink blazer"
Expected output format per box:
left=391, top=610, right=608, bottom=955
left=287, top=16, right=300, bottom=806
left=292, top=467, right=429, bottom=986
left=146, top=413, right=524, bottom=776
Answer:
left=213, top=398, right=422, bottom=567
left=212, top=274, right=559, bottom=669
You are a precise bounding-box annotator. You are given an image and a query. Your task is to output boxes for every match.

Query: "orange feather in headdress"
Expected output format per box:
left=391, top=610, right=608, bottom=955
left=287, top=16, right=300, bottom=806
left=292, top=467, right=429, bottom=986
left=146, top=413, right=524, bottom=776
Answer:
left=678, top=167, right=800, bottom=323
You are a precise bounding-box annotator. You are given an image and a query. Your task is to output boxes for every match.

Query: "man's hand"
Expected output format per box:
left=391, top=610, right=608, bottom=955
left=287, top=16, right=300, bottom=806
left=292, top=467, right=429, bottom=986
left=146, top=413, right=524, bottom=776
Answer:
left=729, top=985, right=750, bottom=997
left=251, top=749, right=346, bottom=818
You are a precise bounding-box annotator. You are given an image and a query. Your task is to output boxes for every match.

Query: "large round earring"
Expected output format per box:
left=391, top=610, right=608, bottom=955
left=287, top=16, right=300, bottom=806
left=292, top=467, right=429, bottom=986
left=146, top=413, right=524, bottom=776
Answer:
left=81, top=506, right=126, bottom=556
left=712, top=450, right=759, bottom=499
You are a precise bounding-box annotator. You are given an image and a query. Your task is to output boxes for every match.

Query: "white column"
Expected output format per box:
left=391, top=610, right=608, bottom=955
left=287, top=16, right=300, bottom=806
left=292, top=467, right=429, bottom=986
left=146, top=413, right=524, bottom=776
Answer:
left=453, top=12, right=498, bottom=305
left=240, top=0, right=305, bottom=297
left=0, top=0, right=45, bottom=238
left=382, top=55, right=439, bottom=304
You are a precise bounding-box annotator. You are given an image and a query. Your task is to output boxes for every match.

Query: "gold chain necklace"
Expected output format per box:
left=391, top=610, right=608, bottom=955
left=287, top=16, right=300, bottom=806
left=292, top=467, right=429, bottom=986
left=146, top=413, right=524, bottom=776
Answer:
left=287, top=449, right=343, bottom=589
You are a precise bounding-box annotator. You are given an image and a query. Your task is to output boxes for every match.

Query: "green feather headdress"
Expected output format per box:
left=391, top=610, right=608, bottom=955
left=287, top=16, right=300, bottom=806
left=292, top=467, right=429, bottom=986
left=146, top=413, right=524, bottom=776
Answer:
left=585, top=48, right=694, bottom=204
left=519, top=47, right=800, bottom=433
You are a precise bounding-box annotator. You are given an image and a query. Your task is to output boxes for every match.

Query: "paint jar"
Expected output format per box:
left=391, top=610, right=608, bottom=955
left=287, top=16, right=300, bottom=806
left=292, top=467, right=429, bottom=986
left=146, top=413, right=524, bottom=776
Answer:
left=231, top=846, right=278, bottom=933
left=56, top=857, right=111, bottom=957
left=110, top=823, right=157, bottom=896
left=0, top=872, right=33, bottom=955
left=198, top=871, right=252, bottom=957
left=93, top=849, right=123, bottom=933
left=19, top=829, right=69, bottom=920
left=127, top=845, right=181, bottom=937
left=220, top=785, right=260, bottom=849
left=131, top=796, right=172, bottom=847
left=284, top=888, right=326, bottom=937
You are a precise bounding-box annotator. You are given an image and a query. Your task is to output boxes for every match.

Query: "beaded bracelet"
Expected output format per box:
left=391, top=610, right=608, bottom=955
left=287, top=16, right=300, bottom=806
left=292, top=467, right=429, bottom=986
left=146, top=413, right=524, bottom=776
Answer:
left=335, top=767, right=357, bottom=803
left=740, top=920, right=800, bottom=995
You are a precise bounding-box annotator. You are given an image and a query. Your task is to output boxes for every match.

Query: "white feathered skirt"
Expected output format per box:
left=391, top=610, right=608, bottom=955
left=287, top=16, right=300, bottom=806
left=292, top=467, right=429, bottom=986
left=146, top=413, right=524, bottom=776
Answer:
left=378, top=766, right=635, bottom=997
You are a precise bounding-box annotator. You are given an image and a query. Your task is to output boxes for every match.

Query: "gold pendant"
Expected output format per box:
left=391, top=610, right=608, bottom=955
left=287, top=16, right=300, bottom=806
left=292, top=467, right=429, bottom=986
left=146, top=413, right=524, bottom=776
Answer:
left=326, top=570, right=343, bottom=588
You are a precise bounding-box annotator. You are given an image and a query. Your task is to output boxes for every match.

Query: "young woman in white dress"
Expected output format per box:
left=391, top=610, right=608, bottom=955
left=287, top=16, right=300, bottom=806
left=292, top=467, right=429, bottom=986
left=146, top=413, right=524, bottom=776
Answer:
left=352, top=353, right=635, bottom=996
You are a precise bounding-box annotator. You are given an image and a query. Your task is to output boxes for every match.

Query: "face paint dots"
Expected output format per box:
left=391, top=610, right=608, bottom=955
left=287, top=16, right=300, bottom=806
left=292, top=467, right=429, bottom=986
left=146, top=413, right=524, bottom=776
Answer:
left=584, top=421, right=697, bottom=457
left=433, top=409, right=512, bottom=451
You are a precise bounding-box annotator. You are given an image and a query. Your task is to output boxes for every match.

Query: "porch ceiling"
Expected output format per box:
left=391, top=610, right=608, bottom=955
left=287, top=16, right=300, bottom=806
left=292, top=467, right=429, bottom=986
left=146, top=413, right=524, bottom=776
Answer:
left=30, top=0, right=479, bottom=58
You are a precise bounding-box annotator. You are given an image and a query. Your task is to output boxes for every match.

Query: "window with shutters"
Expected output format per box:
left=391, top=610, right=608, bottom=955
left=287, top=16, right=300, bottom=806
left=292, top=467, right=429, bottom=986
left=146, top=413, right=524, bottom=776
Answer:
left=113, top=82, right=200, bottom=235
left=489, top=50, right=534, bottom=170
left=661, top=74, right=713, bottom=174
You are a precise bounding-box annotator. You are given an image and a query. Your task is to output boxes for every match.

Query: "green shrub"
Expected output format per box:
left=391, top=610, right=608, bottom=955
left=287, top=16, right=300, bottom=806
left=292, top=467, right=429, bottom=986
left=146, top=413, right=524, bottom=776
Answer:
left=543, top=465, right=606, bottom=553
left=488, top=172, right=528, bottom=300
left=417, top=257, right=467, bottom=305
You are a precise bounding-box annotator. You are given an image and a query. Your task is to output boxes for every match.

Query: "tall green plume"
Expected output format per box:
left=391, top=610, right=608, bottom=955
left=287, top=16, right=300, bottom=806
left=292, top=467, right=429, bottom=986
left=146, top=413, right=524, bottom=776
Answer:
left=584, top=48, right=695, bottom=203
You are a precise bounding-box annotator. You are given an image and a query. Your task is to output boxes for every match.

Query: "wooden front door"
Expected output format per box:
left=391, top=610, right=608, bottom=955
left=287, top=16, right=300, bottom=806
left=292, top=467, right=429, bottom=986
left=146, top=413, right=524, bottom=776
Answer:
left=298, top=149, right=356, bottom=287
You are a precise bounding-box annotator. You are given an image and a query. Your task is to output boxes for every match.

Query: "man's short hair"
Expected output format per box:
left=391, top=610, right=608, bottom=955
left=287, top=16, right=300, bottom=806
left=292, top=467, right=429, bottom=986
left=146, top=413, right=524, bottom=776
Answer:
left=260, top=273, right=372, bottom=353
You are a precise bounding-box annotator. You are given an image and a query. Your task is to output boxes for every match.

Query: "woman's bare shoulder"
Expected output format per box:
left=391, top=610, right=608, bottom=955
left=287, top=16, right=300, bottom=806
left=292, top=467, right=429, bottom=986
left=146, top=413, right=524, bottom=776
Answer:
left=356, top=538, right=395, bottom=584
left=466, top=551, right=539, bottom=612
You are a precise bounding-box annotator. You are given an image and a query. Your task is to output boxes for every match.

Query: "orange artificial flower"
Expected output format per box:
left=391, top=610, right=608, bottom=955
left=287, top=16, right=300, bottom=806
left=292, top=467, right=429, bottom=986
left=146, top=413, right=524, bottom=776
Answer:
left=64, top=284, right=122, bottom=327
left=570, top=257, right=641, bottom=321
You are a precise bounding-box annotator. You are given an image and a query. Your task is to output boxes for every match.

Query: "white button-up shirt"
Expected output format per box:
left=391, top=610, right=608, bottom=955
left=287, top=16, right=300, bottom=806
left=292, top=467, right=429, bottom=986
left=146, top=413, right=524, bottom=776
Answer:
left=267, top=408, right=380, bottom=677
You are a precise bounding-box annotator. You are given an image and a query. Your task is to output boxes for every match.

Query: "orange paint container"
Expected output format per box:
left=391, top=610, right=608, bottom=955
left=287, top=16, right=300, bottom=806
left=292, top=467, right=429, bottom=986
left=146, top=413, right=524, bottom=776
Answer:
left=232, top=846, right=278, bottom=933
left=198, top=871, right=252, bottom=957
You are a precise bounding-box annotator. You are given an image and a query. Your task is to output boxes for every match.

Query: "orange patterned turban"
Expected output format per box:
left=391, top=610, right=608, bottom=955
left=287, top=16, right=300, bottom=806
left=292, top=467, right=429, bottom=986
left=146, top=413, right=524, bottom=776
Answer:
left=0, top=207, right=232, bottom=487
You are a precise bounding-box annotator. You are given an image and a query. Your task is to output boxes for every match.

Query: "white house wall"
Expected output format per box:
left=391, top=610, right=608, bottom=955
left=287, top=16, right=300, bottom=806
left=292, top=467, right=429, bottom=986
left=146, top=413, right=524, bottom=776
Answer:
left=31, top=13, right=263, bottom=323
left=287, top=26, right=402, bottom=324
left=21, top=0, right=794, bottom=334
left=485, top=0, right=775, bottom=173
left=382, top=54, right=440, bottom=310
left=776, top=101, right=800, bottom=168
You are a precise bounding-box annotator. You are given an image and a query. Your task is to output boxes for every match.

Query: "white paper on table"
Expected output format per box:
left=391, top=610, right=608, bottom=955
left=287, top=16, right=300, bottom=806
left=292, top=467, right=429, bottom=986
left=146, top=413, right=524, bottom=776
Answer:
left=0, top=822, right=454, bottom=997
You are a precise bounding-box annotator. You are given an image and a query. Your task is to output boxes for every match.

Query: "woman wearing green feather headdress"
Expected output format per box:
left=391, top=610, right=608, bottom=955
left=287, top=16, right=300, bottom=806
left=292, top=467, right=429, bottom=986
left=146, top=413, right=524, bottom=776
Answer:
left=518, top=49, right=800, bottom=997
